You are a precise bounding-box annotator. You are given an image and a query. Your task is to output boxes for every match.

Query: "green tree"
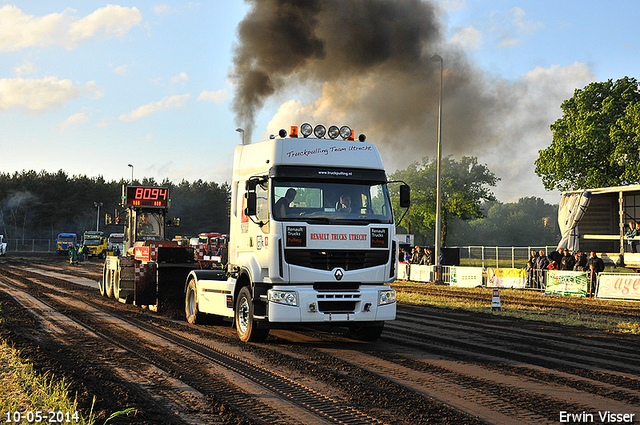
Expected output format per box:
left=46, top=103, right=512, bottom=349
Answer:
left=535, top=77, right=640, bottom=191
left=389, top=156, right=498, bottom=246
left=448, top=197, right=558, bottom=246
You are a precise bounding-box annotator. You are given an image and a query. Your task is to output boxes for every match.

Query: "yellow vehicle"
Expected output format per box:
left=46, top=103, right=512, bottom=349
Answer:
left=83, top=231, right=108, bottom=259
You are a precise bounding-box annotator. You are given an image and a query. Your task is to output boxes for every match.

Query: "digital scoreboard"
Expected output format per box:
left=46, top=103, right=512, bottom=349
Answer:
left=123, top=186, right=169, bottom=207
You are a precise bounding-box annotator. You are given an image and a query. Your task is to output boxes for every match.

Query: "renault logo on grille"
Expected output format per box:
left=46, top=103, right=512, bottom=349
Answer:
left=334, top=268, right=344, bottom=281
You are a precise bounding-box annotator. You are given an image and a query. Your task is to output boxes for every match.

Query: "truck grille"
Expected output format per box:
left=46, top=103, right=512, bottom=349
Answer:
left=317, top=292, right=361, bottom=313
left=284, top=249, right=389, bottom=271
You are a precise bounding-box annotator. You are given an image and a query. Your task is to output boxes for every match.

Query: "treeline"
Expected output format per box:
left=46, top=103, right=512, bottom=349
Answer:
left=0, top=169, right=558, bottom=247
left=447, top=197, right=559, bottom=246
left=0, top=170, right=230, bottom=241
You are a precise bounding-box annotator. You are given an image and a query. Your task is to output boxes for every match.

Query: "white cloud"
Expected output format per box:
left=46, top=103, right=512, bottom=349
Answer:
left=54, top=111, right=91, bottom=131
left=495, top=7, right=544, bottom=48
left=170, top=72, right=189, bottom=84
left=197, top=89, right=228, bottom=103
left=450, top=25, right=482, bottom=50
left=0, top=77, right=103, bottom=111
left=0, top=4, right=141, bottom=52
left=154, top=4, right=172, bottom=16
left=508, top=7, right=544, bottom=33
left=118, top=94, right=192, bottom=122
left=12, top=60, right=36, bottom=77
left=113, top=61, right=134, bottom=75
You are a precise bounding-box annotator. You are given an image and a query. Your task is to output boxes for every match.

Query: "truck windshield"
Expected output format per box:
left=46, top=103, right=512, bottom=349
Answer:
left=272, top=180, right=393, bottom=223
left=58, top=235, right=75, bottom=242
left=84, top=237, right=102, bottom=246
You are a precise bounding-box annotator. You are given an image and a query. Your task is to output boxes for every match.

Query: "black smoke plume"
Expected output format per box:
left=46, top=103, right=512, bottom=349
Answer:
left=230, top=0, right=588, bottom=201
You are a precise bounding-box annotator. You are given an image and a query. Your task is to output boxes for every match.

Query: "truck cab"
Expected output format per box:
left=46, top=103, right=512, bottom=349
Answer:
left=56, top=233, right=77, bottom=255
left=83, top=231, right=107, bottom=258
left=185, top=124, right=409, bottom=342
left=107, top=233, right=124, bottom=256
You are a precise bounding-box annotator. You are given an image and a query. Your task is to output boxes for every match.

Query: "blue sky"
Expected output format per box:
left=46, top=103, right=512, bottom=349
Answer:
left=1, top=1, right=638, bottom=204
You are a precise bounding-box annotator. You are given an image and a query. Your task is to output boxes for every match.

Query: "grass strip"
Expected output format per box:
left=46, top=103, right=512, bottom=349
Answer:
left=395, top=283, right=640, bottom=334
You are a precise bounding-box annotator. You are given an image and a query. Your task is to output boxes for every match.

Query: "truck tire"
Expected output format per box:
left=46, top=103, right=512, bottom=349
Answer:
left=348, top=323, right=384, bottom=341
left=185, top=278, right=222, bottom=325
left=105, top=268, right=114, bottom=299
left=113, top=268, right=121, bottom=300
left=100, top=265, right=108, bottom=297
left=235, top=286, right=269, bottom=342
left=185, top=278, right=204, bottom=324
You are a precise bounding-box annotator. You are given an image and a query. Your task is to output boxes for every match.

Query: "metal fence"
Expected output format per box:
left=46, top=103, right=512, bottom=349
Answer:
left=453, top=246, right=557, bottom=269
left=4, top=240, right=557, bottom=262
left=4, top=239, right=55, bottom=253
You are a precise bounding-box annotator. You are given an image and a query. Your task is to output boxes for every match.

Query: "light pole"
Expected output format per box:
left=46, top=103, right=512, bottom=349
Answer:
left=94, top=202, right=103, bottom=232
left=430, top=54, right=443, bottom=282
left=128, top=164, right=134, bottom=183
left=236, top=128, right=245, bottom=145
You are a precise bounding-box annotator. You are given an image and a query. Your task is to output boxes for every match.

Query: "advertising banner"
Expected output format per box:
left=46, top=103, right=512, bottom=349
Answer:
left=545, top=270, right=588, bottom=297
left=409, top=265, right=435, bottom=283
left=487, top=268, right=526, bottom=289
left=398, top=263, right=410, bottom=280
left=449, top=266, right=483, bottom=288
left=597, top=273, right=640, bottom=301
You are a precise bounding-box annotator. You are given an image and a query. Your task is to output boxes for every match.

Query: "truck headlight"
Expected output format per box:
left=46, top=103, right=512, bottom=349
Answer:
left=268, top=289, right=298, bottom=306
left=378, top=289, right=396, bottom=305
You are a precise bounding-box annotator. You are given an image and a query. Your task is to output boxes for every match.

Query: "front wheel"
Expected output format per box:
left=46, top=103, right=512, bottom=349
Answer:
left=235, top=286, right=269, bottom=342
left=185, top=278, right=221, bottom=325
left=185, top=278, right=204, bottom=324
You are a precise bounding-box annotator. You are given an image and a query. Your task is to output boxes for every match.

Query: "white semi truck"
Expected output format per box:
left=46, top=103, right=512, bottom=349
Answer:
left=185, top=124, right=409, bottom=342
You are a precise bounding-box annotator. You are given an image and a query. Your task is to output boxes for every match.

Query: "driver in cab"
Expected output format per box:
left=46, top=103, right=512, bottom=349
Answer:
left=137, top=213, right=155, bottom=236
left=336, top=194, right=352, bottom=212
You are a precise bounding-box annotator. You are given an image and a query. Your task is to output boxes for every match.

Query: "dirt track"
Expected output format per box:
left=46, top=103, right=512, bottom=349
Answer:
left=1, top=255, right=639, bottom=424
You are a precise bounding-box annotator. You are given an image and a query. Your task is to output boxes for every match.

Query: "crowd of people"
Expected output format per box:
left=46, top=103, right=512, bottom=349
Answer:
left=525, top=247, right=605, bottom=296
left=399, top=246, right=436, bottom=266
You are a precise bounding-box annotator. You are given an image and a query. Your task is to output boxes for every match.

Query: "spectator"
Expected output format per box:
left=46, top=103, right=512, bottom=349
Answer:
left=548, top=247, right=565, bottom=265
left=561, top=250, right=576, bottom=270
left=527, top=250, right=539, bottom=287
left=535, top=250, right=550, bottom=289
left=625, top=221, right=637, bottom=252
left=573, top=251, right=587, bottom=272
left=524, top=260, right=535, bottom=287
left=586, top=251, right=605, bottom=297
left=547, top=260, right=559, bottom=270
left=400, top=247, right=410, bottom=263
left=420, top=248, right=434, bottom=266
left=411, top=246, right=422, bottom=264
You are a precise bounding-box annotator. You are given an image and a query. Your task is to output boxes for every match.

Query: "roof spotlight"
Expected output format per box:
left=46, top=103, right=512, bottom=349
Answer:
left=300, top=122, right=313, bottom=137
left=328, top=125, right=340, bottom=139
left=339, top=126, right=351, bottom=140
left=358, top=134, right=366, bottom=142
left=314, top=125, right=326, bottom=138
left=278, top=129, right=287, bottom=138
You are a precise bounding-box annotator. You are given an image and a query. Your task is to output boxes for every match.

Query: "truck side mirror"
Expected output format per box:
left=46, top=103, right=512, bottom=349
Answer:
left=244, top=192, right=257, bottom=216
left=399, top=184, right=410, bottom=208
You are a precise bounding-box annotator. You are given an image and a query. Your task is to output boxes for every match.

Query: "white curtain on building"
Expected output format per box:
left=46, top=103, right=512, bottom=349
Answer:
left=557, top=191, right=591, bottom=252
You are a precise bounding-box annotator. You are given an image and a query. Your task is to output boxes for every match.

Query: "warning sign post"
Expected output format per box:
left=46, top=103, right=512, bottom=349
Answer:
left=491, top=288, right=502, bottom=311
